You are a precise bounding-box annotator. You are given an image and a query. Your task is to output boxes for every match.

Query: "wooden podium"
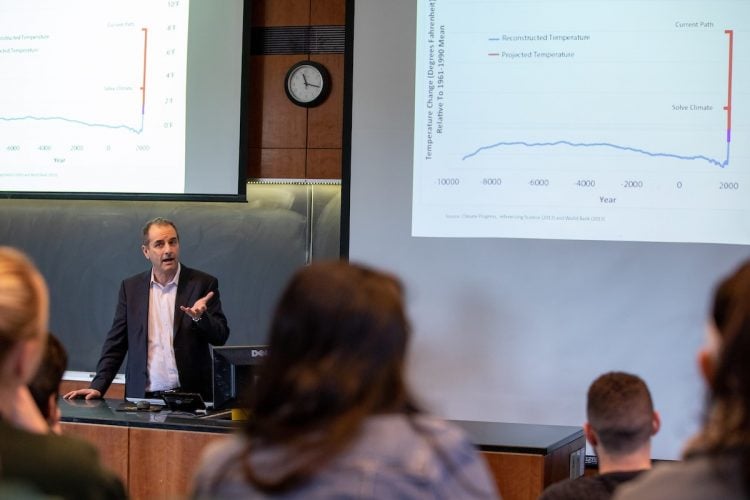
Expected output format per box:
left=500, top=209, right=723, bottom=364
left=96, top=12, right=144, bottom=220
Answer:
left=61, top=398, right=584, bottom=500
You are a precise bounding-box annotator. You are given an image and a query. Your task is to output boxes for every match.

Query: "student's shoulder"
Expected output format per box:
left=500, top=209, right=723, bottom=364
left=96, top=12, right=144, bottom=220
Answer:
left=540, top=476, right=609, bottom=500
left=615, top=456, right=745, bottom=500
left=0, top=424, right=126, bottom=499
left=16, top=428, right=101, bottom=468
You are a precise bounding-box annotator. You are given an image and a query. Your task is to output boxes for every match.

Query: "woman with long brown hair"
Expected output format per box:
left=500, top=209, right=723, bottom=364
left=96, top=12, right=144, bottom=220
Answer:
left=192, top=261, right=499, bottom=498
left=617, top=260, right=750, bottom=499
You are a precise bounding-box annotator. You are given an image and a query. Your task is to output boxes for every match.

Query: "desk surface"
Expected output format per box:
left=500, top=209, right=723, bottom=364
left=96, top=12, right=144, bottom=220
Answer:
left=60, top=398, right=237, bottom=434
left=453, top=419, right=583, bottom=455
left=60, top=398, right=583, bottom=453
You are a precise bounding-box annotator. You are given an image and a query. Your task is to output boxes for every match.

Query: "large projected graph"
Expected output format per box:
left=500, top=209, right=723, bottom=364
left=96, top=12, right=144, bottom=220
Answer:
left=412, top=0, right=750, bottom=244
left=0, top=0, right=189, bottom=193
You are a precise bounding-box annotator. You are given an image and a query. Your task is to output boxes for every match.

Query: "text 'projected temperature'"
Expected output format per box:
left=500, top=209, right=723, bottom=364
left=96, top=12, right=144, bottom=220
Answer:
left=412, top=0, right=750, bottom=244
left=0, top=0, right=189, bottom=193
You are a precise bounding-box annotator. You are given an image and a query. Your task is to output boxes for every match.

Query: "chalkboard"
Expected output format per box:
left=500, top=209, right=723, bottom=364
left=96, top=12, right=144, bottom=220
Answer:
left=0, top=184, right=341, bottom=372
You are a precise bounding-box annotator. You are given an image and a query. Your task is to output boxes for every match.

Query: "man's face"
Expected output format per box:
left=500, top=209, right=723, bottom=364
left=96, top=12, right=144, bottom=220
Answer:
left=142, top=224, right=180, bottom=278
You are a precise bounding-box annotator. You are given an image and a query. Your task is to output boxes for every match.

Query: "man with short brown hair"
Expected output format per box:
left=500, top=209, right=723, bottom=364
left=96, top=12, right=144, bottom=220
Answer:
left=64, top=217, right=230, bottom=401
left=540, top=371, right=660, bottom=500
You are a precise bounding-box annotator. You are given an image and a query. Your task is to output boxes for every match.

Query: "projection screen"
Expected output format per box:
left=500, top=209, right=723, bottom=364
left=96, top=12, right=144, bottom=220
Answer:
left=346, top=0, right=750, bottom=459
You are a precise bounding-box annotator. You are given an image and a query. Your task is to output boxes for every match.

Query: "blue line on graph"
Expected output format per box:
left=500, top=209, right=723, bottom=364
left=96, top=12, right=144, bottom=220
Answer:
left=0, top=113, right=145, bottom=134
left=462, top=139, right=731, bottom=168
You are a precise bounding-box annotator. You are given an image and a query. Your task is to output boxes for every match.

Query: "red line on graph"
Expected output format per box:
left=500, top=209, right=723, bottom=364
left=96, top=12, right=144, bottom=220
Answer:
left=141, top=28, right=148, bottom=114
left=724, top=29, right=733, bottom=142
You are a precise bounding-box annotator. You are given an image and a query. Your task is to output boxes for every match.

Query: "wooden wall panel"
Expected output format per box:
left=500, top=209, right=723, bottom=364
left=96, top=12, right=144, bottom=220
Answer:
left=251, top=148, right=307, bottom=178
left=311, top=0, right=346, bottom=25
left=128, top=428, right=225, bottom=500
left=308, top=54, right=344, bottom=149
left=246, top=57, right=264, bottom=152
left=252, top=0, right=311, bottom=27
left=247, top=0, right=345, bottom=180
left=307, top=148, right=342, bottom=178
left=249, top=55, right=308, bottom=150
left=61, top=422, right=129, bottom=486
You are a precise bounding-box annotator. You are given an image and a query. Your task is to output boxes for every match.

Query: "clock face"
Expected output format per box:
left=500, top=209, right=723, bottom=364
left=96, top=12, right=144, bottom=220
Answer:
left=285, top=62, right=330, bottom=107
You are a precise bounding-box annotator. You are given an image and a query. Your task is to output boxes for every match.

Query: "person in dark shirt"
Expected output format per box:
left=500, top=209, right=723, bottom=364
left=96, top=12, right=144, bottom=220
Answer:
left=540, top=371, right=660, bottom=500
left=63, top=217, right=230, bottom=401
left=192, top=261, right=500, bottom=499
left=28, top=333, right=67, bottom=434
left=616, top=259, right=750, bottom=499
left=0, top=246, right=126, bottom=500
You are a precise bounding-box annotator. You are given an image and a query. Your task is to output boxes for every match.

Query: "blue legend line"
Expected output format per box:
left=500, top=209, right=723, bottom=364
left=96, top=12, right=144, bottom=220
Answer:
left=0, top=113, right=144, bottom=135
left=462, top=139, right=731, bottom=168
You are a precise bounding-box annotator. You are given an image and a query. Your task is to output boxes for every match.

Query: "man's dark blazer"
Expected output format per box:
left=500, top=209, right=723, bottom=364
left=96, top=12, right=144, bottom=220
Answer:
left=90, top=265, right=230, bottom=400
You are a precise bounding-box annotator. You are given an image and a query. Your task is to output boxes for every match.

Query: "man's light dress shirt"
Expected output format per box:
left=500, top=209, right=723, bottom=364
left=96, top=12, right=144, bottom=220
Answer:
left=146, top=265, right=181, bottom=392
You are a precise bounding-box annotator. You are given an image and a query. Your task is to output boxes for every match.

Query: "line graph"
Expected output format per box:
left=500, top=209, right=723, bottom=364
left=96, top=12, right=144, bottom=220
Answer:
left=0, top=1, right=189, bottom=194
left=0, top=28, right=148, bottom=135
left=412, top=0, right=750, bottom=245
left=462, top=30, right=735, bottom=170
left=0, top=114, right=144, bottom=134
left=462, top=139, right=731, bottom=168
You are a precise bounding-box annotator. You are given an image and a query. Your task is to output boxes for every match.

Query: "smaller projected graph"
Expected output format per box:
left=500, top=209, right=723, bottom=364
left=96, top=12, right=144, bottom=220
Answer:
left=0, top=0, right=189, bottom=193
left=412, top=0, right=750, bottom=245
left=0, top=27, right=149, bottom=135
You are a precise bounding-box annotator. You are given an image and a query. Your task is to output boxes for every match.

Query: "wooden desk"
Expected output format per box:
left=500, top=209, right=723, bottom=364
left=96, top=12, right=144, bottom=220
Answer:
left=61, top=399, right=584, bottom=500
left=454, top=420, right=586, bottom=499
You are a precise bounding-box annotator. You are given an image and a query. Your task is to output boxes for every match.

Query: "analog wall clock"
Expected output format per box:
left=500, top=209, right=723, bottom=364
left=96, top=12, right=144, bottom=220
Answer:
left=284, top=60, right=331, bottom=107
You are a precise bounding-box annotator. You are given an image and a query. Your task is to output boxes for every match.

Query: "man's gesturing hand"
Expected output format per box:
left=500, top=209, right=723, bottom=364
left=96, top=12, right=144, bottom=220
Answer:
left=180, top=291, right=215, bottom=321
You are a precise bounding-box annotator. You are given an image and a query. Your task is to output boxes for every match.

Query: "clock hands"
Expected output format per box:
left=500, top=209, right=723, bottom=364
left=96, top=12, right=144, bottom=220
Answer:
left=286, top=61, right=329, bottom=106
left=301, top=73, right=321, bottom=89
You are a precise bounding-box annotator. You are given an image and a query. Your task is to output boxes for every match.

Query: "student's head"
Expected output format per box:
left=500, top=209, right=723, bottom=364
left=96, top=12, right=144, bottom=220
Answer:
left=244, top=261, right=416, bottom=490
left=28, top=333, right=68, bottom=421
left=0, top=247, right=49, bottom=386
left=253, top=261, right=413, bottom=430
left=696, top=259, right=750, bottom=452
left=585, top=371, right=658, bottom=456
left=701, top=260, right=750, bottom=382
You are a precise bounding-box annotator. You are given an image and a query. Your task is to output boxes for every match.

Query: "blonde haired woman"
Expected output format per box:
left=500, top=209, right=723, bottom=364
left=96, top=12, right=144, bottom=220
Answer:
left=0, top=247, right=125, bottom=500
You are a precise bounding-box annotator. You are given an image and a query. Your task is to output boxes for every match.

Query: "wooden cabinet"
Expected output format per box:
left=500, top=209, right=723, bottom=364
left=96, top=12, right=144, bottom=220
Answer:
left=61, top=399, right=584, bottom=500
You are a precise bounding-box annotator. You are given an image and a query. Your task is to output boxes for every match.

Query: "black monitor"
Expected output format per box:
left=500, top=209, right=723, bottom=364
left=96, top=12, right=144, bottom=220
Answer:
left=211, top=345, right=268, bottom=410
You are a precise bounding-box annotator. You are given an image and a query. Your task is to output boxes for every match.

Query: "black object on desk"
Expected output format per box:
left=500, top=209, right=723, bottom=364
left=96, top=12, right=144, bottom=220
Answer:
left=161, top=391, right=206, bottom=412
left=212, top=345, right=267, bottom=410
left=116, top=401, right=162, bottom=412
